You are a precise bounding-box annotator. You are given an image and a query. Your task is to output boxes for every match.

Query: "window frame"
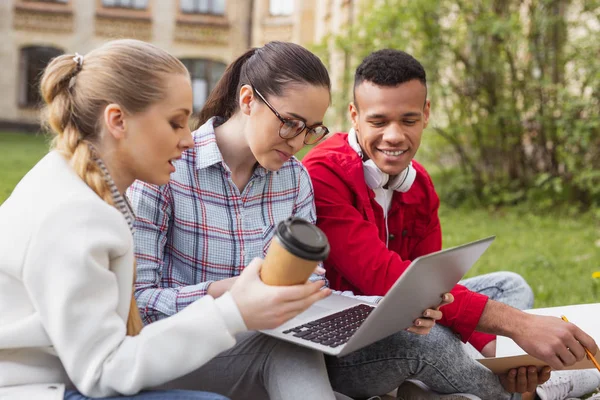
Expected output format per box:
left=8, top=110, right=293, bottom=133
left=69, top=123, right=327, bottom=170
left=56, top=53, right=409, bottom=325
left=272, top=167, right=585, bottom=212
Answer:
left=179, top=0, right=225, bottom=16
left=268, top=0, right=293, bottom=16
left=180, top=58, right=227, bottom=111
left=18, top=45, right=64, bottom=109
left=100, top=0, right=148, bottom=9
left=14, top=0, right=72, bottom=14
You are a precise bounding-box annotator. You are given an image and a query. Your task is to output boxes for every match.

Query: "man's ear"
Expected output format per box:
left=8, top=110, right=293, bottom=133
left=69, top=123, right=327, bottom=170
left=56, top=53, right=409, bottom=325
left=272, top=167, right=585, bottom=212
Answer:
left=349, top=102, right=359, bottom=131
left=423, top=99, right=431, bottom=129
left=239, top=84, right=254, bottom=116
left=103, top=104, right=126, bottom=140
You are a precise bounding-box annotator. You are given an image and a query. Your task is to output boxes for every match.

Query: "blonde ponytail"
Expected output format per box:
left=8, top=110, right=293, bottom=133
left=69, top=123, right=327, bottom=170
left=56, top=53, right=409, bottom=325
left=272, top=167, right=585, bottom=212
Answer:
left=127, top=263, right=145, bottom=335
left=39, top=40, right=189, bottom=336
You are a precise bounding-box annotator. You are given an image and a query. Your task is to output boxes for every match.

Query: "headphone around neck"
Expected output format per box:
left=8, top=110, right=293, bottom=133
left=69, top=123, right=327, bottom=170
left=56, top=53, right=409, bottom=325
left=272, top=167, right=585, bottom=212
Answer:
left=348, top=128, right=416, bottom=192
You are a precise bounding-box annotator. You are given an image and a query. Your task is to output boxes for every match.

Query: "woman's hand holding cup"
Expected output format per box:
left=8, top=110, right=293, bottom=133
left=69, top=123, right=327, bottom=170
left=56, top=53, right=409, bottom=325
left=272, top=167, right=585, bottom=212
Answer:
left=230, top=258, right=332, bottom=331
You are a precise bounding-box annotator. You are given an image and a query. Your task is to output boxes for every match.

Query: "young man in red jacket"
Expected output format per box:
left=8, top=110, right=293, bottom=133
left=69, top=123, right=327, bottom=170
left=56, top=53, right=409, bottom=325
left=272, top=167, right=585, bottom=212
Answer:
left=304, top=49, right=599, bottom=399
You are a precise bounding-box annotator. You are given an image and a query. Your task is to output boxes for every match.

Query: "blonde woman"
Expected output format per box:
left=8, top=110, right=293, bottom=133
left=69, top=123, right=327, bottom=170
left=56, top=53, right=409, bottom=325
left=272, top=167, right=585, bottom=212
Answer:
left=0, top=39, right=331, bottom=400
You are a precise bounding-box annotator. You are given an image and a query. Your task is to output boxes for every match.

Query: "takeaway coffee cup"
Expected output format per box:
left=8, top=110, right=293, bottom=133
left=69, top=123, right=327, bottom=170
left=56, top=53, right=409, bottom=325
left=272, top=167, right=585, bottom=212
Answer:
left=261, top=217, right=330, bottom=286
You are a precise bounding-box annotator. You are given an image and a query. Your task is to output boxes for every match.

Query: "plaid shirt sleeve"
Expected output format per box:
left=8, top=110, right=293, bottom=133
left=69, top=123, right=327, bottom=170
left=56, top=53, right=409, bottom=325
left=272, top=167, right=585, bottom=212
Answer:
left=293, top=165, right=328, bottom=286
left=128, top=181, right=215, bottom=323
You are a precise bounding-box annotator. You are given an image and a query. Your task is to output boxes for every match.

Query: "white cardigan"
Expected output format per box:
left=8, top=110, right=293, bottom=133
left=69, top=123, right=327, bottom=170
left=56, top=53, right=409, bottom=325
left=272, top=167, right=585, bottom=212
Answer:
left=0, top=152, right=247, bottom=399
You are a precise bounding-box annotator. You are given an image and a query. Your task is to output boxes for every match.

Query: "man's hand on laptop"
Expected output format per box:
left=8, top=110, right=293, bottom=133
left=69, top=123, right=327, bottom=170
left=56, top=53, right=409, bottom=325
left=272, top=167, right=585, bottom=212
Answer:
left=406, top=292, right=454, bottom=335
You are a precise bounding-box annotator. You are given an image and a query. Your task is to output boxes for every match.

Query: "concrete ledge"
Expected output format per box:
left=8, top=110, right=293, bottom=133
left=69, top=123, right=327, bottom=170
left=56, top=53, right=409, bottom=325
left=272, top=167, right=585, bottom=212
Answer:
left=0, top=120, right=42, bottom=133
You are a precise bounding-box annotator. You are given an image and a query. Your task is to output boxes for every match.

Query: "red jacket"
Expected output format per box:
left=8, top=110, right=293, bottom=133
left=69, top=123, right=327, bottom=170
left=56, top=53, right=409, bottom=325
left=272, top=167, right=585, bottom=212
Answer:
left=303, top=133, right=494, bottom=350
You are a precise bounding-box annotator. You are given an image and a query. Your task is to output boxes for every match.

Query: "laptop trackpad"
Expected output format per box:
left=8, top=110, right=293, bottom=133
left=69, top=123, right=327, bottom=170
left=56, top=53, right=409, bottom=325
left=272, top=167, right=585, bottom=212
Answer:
left=296, top=305, right=331, bottom=320
left=295, top=295, right=360, bottom=321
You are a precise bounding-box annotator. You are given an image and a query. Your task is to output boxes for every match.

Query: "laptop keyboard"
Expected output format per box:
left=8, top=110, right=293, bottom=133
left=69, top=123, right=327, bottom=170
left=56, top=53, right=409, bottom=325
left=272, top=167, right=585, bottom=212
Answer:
left=282, top=303, right=375, bottom=348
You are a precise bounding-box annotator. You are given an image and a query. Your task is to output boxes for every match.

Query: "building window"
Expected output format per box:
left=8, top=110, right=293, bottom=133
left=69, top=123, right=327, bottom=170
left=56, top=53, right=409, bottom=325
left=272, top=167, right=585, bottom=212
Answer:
left=269, top=0, right=293, bottom=15
left=181, top=59, right=226, bottom=111
left=101, top=0, right=148, bottom=9
left=18, top=46, right=63, bottom=108
left=180, top=0, right=225, bottom=15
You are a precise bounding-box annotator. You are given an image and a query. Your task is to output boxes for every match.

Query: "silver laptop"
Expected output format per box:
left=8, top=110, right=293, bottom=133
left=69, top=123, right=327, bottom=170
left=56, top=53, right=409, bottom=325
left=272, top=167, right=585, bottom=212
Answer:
left=261, top=236, right=495, bottom=357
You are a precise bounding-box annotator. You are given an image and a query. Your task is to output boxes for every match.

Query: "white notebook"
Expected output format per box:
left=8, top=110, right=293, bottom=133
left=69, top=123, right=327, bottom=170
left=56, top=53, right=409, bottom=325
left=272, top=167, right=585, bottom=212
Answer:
left=477, top=303, right=600, bottom=373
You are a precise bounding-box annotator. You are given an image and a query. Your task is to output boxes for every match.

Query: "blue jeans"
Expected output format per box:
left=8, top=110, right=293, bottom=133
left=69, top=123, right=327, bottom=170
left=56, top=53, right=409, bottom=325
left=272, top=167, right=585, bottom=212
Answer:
left=326, top=271, right=534, bottom=400
left=64, top=389, right=229, bottom=400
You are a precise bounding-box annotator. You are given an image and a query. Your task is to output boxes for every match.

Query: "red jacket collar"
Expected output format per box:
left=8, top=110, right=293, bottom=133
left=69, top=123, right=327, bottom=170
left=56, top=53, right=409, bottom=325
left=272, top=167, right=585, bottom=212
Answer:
left=306, top=133, right=427, bottom=206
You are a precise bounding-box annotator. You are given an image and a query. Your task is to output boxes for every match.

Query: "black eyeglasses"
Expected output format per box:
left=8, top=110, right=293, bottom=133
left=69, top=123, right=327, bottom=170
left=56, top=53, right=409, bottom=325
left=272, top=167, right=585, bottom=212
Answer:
left=252, top=87, right=329, bottom=145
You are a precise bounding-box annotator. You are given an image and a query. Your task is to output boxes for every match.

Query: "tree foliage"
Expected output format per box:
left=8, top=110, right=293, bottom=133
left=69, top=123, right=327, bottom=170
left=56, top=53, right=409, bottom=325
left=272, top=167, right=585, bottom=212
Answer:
left=316, top=0, right=600, bottom=209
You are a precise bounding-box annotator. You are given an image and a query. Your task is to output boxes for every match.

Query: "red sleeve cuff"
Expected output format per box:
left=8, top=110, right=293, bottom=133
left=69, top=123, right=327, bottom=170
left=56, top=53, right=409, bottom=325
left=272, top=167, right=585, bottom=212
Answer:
left=452, top=291, right=489, bottom=343
left=468, top=331, right=496, bottom=352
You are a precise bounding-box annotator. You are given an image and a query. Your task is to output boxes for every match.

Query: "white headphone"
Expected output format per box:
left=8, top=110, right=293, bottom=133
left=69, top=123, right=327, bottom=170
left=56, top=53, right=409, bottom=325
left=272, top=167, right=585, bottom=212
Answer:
left=348, top=128, right=416, bottom=192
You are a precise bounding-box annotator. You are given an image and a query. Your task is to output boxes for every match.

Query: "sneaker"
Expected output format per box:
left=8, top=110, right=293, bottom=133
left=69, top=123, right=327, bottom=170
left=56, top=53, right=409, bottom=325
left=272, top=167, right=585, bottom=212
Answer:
left=396, top=380, right=481, bottom=400
left=536, top=369, right=600, bottom=400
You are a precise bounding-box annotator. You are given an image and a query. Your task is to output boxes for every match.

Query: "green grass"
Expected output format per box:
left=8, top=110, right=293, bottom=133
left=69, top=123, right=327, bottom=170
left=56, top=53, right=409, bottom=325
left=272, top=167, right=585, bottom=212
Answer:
left=0, top=132, right=50, bottom=204
left=440, top=206, right=600, bottom=308
left=2, top=132, right=599, bottom=308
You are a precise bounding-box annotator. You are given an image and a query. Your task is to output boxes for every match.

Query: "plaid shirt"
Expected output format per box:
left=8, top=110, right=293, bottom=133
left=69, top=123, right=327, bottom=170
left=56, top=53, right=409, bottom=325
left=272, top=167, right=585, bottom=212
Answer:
left=127, top=118, right=324, bottom=323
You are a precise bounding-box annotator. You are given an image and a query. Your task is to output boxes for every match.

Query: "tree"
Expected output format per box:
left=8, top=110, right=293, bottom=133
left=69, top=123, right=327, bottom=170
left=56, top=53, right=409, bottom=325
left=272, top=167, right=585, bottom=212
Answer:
left=316, top=0, right=600, bottom=208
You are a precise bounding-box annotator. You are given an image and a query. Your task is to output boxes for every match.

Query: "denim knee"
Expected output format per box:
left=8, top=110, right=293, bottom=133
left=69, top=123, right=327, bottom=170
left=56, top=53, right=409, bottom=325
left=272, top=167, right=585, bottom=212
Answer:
left=462, top=271, right=535, bottom=310
left=497, top=271, right=534, bottom=310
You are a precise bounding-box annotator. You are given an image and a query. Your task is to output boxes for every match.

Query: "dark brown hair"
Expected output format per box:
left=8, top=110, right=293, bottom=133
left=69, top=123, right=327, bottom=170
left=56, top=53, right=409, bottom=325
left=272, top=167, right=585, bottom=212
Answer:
left=196, top=41, right=330, bottom=127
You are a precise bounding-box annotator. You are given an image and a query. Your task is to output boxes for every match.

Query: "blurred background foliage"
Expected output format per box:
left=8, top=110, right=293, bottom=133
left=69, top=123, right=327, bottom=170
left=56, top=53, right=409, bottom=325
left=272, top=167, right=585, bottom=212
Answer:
left=313, top=0, right=600, bottom=213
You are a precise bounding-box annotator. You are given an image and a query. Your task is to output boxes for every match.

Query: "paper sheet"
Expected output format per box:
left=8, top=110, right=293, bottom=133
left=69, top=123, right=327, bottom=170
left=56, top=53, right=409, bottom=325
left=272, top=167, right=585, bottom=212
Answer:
left=477, top=303, right=600, bottom=373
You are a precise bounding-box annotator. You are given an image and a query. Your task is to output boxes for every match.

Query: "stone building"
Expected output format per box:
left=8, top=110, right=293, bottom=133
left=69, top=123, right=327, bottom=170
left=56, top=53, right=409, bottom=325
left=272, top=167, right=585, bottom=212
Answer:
left=0, top=0, right=358, bottom=129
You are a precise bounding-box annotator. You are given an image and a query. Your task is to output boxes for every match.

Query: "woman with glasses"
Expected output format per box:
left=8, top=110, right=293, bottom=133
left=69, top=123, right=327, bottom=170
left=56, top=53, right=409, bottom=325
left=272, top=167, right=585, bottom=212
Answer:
left=126, top=42, right=349, bottom=400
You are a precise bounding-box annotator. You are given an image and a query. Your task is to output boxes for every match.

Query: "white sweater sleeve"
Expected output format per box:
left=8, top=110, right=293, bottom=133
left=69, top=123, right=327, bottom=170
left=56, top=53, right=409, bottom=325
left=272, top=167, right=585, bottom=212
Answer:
left=22, top=199, right=247, bottom=397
